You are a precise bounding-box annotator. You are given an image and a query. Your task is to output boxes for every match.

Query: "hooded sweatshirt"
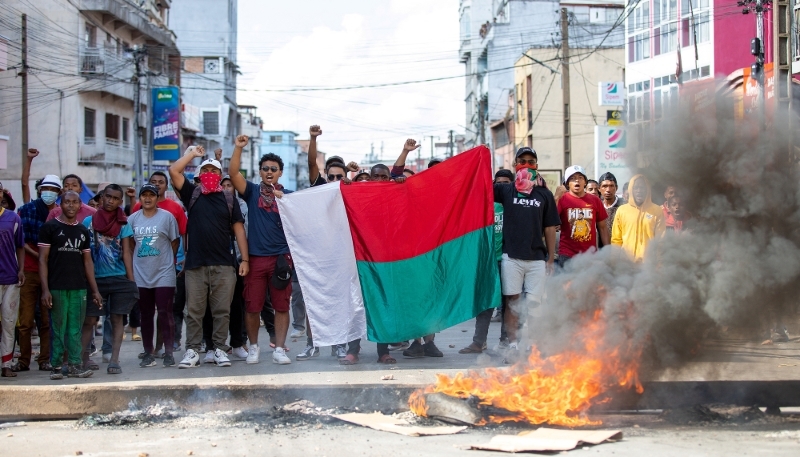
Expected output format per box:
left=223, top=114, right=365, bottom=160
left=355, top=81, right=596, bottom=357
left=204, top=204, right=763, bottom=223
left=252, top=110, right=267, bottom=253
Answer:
left=610, top=175, right=664, bottom=261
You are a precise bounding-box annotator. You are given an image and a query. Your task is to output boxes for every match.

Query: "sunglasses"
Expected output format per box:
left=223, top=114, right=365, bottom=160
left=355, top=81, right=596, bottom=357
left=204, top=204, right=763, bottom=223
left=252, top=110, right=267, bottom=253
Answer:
left=516, top=158, right=537, bottom=165
left=327, top=174, right=345, bottom=181
left=261, top=166, right=279, bottom=173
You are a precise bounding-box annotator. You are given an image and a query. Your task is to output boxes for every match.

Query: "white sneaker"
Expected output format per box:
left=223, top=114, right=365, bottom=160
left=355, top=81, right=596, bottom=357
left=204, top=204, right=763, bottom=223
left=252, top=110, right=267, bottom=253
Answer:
left=232, top=346, right=249, bottom=359
left=178, top=349, right=200, bottom=369
left=204, top=350, right=216, bottom=364
left=272, top=347, right=291, bottom=365
left=102, top=353, right=111, bottom=363
left=246, top=344, right=260, bottom=364
left=214, top=348, right=231, bottom=367
left=289, top=329, right=305, bottom=338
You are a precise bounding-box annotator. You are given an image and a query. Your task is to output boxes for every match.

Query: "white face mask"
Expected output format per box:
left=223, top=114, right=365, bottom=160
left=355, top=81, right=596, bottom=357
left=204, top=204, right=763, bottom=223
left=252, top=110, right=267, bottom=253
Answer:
left=41, top=191, right=59, bottom=205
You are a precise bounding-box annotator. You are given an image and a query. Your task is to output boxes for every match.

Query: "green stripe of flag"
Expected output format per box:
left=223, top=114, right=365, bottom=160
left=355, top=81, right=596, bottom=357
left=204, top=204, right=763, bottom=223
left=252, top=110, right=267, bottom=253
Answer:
left=356, top=226, right=501, bottom=343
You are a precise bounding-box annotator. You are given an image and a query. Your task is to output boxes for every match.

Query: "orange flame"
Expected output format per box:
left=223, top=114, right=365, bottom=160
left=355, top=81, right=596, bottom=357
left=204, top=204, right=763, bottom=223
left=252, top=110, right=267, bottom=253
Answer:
left=409, top=306, right=644, bottom=427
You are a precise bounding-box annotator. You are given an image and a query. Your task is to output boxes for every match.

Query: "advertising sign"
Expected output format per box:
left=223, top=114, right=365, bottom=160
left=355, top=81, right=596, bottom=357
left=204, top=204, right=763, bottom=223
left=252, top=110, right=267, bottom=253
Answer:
left=606, top=110, right=624, bottom=126
left=594, top=126, right=632, bottom=190
left=598, top=82, right=625, bottom=106
left=151, top=87, right=180, bottom=161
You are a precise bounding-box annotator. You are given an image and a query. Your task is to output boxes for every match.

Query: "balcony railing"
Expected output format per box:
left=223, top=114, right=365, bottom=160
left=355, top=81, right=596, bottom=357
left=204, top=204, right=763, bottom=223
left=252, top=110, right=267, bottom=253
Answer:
left=80, top=46, right=129, bottom=77
left=79, top=138, right=134, bottom=168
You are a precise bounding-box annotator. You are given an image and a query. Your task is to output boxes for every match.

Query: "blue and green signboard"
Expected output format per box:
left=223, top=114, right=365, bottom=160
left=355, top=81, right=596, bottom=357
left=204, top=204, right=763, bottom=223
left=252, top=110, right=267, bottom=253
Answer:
left=151, top=87, right=180, bottom=161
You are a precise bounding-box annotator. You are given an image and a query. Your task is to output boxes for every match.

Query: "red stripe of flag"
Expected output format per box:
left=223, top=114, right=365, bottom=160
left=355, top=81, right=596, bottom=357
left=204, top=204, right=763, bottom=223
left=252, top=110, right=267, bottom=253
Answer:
left=340, top=146, right=494, bottom=263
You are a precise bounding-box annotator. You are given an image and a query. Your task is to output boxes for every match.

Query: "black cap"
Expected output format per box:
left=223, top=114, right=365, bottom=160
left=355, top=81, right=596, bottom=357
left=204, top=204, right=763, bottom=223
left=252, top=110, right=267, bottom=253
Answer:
left=139, top=183, right=159, bottom=197
left=515, top=147, right=537, bottom=159
left=270, top=255, right=292, bottom=290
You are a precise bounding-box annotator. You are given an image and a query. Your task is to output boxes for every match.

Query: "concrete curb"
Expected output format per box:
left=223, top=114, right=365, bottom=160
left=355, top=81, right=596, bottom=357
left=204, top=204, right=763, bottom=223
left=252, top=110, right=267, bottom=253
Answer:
left=2, top=380, right=799, bottom=420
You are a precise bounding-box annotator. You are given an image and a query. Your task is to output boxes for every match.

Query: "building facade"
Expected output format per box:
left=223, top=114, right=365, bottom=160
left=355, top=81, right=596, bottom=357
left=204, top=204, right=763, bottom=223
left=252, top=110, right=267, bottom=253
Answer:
left=459, top=0, right=561, bottom=168
left=236, top=105, right=261, bottom=183
left=0, top=0, right=178, bottom=196
left=262, top=130, right=299, bottom=192
left=623, top=0, right=764, bottom=148
left=171, top=0, right=238, bottom=160
left=508, top=1, right=625, bottom=176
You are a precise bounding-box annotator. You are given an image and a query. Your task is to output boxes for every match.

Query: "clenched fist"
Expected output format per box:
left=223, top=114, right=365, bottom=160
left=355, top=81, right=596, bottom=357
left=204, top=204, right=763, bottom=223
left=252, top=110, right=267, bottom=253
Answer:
left=235, top=135, right=249, bottom=148
left=309, top=125, right=322, bottom=138
left=403, top=139, right=421, bottom=152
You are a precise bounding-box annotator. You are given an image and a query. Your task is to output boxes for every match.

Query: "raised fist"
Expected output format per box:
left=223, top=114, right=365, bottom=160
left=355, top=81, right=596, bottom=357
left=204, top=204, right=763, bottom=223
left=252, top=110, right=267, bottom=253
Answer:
left=185, top=146, right=205, bottom=158
left=214, top=148, right=223, bottom=161
left=27, top=148, right=40, bottom=159
left=403, top=139, right=421, bottom=152
left=309, top=125, right=322, bottom=138
left=126, top=187, right=136, bottom=198
left=235, top=135, right=249, bottom=148
left=346, top=161, right=360, bottom=172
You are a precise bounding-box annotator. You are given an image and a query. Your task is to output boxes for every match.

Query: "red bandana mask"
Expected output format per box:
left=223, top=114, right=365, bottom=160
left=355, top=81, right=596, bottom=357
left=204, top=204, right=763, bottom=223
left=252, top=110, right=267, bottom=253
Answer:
left=514, top=163, right=538, bottom=195
left=199, top=172, right=223, bottom=194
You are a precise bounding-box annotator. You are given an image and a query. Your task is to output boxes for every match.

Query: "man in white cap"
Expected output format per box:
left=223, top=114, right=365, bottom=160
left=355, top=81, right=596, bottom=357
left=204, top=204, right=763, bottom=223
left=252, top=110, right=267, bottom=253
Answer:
left=12, top=174, right=62, bottom=373
left=168, top=146, right=249, bottom=369
left=556, top=165, right=609, bottom=268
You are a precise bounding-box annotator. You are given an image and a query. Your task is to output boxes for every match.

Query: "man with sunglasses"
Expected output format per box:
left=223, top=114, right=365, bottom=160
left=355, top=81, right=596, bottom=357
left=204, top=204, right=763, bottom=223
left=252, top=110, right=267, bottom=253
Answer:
left=494, top=147, right=559, bottom=361
left=227, top=135, right=295, bottom=365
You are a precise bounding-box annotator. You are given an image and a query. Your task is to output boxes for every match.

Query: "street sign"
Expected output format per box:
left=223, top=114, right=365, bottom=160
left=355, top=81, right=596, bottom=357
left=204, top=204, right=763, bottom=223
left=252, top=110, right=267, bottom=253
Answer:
left=598, top=82, right=625, bottom=106
left=606, top=110, right=624, bottom=126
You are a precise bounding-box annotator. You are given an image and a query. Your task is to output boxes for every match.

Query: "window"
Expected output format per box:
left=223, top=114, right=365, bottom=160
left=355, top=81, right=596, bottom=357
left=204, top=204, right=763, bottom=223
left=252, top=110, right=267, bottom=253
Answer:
left=84, top=24, right=96, bottom=48
left=105, top=113, right=120, bottom=142
left=203, top=111, right=219, bottom=135
left=795, top=8, right=800, bottom=61
left=204, top=58, right=220, bottom=74
left=122, top=118, right=130, bottom=145
left=269, top=135, right=282, bottom=143
left=655, top=22, right=678, bottom=55
left=84, top=108, right=96, bottom=143
left=461, top=6, right=471, bottom=39
left=627, top=1, right=650, bottom=62
left=681, top=0, right=710, bottom=47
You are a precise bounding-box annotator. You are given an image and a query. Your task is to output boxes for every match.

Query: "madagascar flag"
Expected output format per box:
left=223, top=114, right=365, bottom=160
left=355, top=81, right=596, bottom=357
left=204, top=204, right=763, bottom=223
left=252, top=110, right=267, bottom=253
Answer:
left=277, top=146, right=500, bottom=345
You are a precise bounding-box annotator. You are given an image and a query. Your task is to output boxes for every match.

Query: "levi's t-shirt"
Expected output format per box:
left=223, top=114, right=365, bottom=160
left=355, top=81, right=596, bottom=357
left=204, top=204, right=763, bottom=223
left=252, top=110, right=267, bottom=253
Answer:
left=557, top=192, right=608, bottom=258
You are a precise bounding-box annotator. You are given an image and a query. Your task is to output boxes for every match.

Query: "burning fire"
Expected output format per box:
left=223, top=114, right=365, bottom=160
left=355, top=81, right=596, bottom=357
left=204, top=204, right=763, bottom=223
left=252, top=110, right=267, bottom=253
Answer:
left=409, top=307, right=644, bottom=427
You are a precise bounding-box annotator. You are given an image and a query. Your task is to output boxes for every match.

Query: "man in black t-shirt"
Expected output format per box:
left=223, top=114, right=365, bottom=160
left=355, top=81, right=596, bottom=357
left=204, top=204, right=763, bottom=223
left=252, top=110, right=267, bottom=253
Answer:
left=168, top=146, right=249, bottom=369
left=494, top=147, right=560, bottom=359
left=38, top=191, right=103, bottom=380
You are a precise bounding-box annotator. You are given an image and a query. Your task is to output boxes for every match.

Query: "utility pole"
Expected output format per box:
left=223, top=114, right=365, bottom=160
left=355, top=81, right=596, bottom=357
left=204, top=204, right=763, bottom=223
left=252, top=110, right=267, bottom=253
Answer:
left=20, top=14, right=28, bottom=189
left=740, top=0, right=769, bottom=129
left=560, top=8, right=572, bottom=168
left=131, top=46, right=146, bottom=189
left=424, top=135, right=438, bottom=160
left=773, top=0, right=794, bottom=162
left=448, top=130, right=454, bottom=158
left=145, top=71, right=153, bottom=180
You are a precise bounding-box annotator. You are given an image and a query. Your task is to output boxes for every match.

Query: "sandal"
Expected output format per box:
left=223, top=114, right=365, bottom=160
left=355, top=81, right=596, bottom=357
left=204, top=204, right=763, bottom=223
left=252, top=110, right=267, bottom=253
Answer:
left=132, top=334, right=142, bottom=341
left=38, top=362, right=53, bottom=371
left=377, top=354, right=396, bottom=364
left=85, top=359, right=100, bottom=371
left=1, top=367, right=17, bottom=377
left=107, top=362, right=122, bottom=374
left=458, top=343, right=484, bottom=354
left=11, top=363, right=29, bottom=372
left=339, top=354, right=359, bottom=365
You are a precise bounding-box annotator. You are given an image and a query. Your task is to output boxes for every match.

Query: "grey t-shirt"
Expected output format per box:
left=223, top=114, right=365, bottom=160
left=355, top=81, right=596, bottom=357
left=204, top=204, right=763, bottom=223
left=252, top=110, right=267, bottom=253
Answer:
left=128, top=208, right=179, bottom=288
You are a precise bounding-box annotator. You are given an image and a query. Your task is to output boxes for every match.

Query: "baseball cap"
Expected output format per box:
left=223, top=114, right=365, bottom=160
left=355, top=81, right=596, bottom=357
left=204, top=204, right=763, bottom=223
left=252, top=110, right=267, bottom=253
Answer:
left=270, top=255, right=292, bottom=290
left=564, top=165, right=588, bottom=185
left=41, top=174, right=62, bottom=190
left=515, top=147, right=537, bottom=159
left=199, top=158, right=222, bottom=171
left=139, top=183, right=159, bottom=197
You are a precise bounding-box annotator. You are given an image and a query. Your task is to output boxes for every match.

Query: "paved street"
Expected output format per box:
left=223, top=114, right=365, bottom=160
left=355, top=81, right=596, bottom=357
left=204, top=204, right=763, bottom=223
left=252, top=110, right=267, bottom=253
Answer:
left=2, top=414, right=800, bottom=457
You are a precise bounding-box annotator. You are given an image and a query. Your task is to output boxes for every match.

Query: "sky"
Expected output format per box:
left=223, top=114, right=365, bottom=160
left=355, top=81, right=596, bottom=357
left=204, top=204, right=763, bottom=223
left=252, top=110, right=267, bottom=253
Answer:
left=235, top=0, right=464, bottom=165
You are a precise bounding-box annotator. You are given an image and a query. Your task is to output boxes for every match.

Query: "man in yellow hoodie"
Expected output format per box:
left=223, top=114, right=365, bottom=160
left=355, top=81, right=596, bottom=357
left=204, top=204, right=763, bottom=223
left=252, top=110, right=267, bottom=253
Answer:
left=611, top=175, right=664, bottom=261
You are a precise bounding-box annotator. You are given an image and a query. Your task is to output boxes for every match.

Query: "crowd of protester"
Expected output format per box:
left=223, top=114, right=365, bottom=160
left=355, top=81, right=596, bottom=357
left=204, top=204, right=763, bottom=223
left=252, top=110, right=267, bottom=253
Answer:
left=2, top=124, right=756, bottom=381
